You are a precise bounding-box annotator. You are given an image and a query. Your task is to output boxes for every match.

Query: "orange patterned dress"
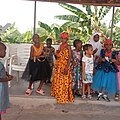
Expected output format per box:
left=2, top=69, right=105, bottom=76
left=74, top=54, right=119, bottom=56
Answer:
left=51, top=47, right=74, bottom=104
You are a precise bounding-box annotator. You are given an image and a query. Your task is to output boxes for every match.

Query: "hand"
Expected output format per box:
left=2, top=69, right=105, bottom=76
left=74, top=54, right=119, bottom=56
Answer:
left=110, top=59, right=116, bottom=63
left=56, top=50, right=60, bottom=54
left=7, top=75, right=13, bottom=81
left=64, top=68, right=68, bottom=75
left=83, top=74, right=86, bottom=81
left=94, top=48, right=98, bottom=54
left=102, top=58, right=106, bottom=62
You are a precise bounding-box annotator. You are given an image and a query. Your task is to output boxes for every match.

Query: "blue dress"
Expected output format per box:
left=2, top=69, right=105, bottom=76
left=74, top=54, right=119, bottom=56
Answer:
left=0, top=62, right=9, bottom=114
left=92, top=49, right=118, bottom=95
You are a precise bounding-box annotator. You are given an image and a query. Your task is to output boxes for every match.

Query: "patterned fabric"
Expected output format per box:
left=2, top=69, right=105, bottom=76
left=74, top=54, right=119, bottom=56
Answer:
left=51, top=47, right=74, bottom=104
left=82, top=73, right=93, bottom=84
left=0, top=62, right=9, bottom=114
left=71, top=49, right=82, bottom=90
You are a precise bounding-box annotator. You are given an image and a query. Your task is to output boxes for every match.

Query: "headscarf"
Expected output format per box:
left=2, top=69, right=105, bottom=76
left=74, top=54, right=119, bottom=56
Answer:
left=60, top=32, right=70, bottom=40
left=104, top=39, right=113, bottom=45
left=89, top=32, right=102, bottom=56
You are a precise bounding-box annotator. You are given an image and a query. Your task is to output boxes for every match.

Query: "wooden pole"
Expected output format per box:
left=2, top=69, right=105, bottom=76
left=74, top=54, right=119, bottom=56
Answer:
left=33, top=0, right=37, bottom=34
left=110, top=6, right=115, bottom=40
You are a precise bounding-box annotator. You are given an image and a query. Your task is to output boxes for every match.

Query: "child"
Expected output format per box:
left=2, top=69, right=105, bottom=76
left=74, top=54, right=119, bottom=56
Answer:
left=92, top=39, right=118, bottom=102
left=25, top=34, right=51, bottom=96
left=44, top=38, right=55, bottom=84
left=71, top=39, right=82, bottom=97
left=89, top=32, right=102, bottom=67
left=51, top=32, right=74, bottom=104
left=114, top=51, right=120, bottom=101
left=0, top=42, right=13, bottom=120
left=82, top=44, right=94, bottom=99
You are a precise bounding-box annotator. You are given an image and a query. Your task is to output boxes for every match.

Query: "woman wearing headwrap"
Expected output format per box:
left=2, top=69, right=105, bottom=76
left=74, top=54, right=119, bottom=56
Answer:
left=92, top=39, right=118, bottom=102
left=89, top=32, right=102, bottom=67
left=51, top=32, right=74, bottom=104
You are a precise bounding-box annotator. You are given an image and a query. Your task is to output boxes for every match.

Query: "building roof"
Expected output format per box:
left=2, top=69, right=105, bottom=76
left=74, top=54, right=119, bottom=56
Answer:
left=27, top=0, right=120, bottom=7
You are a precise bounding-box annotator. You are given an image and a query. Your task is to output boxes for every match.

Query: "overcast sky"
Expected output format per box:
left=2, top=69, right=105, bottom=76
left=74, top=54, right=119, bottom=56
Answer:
left=0, top=0, right=117, bottom=33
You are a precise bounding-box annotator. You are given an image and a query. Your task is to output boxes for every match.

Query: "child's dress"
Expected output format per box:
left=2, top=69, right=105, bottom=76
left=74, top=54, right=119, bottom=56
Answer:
left=0, top=62, right=9, bottom=114
left=71, top=49, right=82, bottom=90
left=51, top=46, right=74, bottom=104
left=92, top=49, right=118, bottom=95
left=22, top=44, right=51, bottom=82
left=82, top=55, right=94, bottom=84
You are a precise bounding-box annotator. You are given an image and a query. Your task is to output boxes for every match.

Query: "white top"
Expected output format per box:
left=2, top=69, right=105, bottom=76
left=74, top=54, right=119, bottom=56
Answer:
left=89, top=32, right=102, bottom=56
left=82, top=55, right=94, bottom=74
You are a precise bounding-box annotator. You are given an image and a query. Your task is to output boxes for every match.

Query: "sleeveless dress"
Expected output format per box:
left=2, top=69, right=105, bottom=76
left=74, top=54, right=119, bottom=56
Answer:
left=0, top=62, right=9, bottom=114
left=51, top=47, right=74, bottom=104
left=92, top=49, right=118, bottom=95
left=22, top=44, right=51, bottom=82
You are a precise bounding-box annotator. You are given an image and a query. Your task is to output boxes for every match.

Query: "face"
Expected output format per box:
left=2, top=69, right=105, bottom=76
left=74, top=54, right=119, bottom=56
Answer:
left=94, top=34, right=99, bottom=42
left=0, top=47, right=6, bottom=58
left=104, top=44, right=113, bottom=50
left=86, top=46, right=93, bottom=55
left=60, top=38, right=68, bottom=44
left=47, top=41, right=52, bottom=48
left=76, top=42, right=82, bottom=50
left=33, top=35, right=40, bottom=44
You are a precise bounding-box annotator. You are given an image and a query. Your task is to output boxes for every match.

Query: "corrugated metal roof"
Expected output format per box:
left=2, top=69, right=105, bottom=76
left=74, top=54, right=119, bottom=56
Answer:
left=27, top=0, right=120, bottom=7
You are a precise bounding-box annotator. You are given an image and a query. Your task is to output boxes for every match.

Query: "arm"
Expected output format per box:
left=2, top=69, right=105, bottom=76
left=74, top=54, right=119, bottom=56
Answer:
left=30, top=46, right=34, bottom=60
left=67, top=45, right=72, bottom=67
left=82, top=61, right=86, bottom=81
left=0, top=75, right=13, bottom=82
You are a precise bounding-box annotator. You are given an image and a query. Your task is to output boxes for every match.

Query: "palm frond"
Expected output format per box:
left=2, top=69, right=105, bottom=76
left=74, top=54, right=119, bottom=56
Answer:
left=99, top=6, right=111, bottom=20
left=59, top=3, right=87, bottom=19
left=38, top=21, right=52, bottom=32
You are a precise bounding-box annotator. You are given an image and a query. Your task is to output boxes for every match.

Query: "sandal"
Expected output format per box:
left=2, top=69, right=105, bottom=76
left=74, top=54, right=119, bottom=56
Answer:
left=115, top=94, right=119, bottom=101
left=36, top=89, right=45, bottom=96
left=25, top=89, right=33, bottom=96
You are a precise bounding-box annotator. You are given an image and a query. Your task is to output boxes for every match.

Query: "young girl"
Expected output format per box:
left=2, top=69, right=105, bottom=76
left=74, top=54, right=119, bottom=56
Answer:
left=44, top=38, right=55, bottom=84
left=89, top=32, right=102, bottom=67
left=0, top=42, right=13, bottom=120
left=82, top=44, right=94, bottom=99
left=114, top=51, right=120, bottom=101
left=71, top=39, right=82, bottom=97
left=51, top=32, right=74, bottom=104
left=92, top=39, right=118, bottom=102
left=25, top=34, right=51, bottom=96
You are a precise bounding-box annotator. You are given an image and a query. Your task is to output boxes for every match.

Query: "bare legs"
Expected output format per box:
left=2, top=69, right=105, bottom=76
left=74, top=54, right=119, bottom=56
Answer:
left=37, top=80, right=45, bottom=91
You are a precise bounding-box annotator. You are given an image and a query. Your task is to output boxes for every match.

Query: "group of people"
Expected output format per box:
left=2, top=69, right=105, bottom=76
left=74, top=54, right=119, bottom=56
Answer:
left=23, top=32, right=120, bottom=104
left=0, top=31, right=120, bottom=119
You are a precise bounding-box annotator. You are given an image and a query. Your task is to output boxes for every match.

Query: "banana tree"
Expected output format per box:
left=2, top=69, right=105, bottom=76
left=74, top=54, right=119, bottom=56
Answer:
left=54, top=3, right=112, bottom=43
left=38, top=21, right=68, bottom=43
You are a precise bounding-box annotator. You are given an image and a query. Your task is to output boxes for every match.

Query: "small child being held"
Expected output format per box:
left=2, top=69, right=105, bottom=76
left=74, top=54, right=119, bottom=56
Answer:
left=44, top=38, right=55, bottom=84
left=0, top=42, right=13, bottom=120
left=82, top=44, right=94, bottom=99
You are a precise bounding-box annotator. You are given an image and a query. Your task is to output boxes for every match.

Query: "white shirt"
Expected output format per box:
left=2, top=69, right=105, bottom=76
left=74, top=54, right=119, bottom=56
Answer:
left=82, top=55, right=94, bottom=74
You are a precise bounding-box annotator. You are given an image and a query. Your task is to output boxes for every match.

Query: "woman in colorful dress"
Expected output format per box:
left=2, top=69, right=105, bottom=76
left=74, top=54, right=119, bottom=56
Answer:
left=51, top=32, right=74, bottom=104
left=71, top=39, right=83, bottom=97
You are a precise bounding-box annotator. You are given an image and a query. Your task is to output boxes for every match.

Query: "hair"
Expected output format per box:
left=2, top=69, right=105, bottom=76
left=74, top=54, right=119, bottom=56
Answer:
left=32, top=34, right=39, bottom=39
left=83, top=44, right=92, bottom=51
left=46, top=38, right=52, bottom=43
left=73, top=39, right=82, bottom=47
left=0, top=42, right=6, bottom=50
